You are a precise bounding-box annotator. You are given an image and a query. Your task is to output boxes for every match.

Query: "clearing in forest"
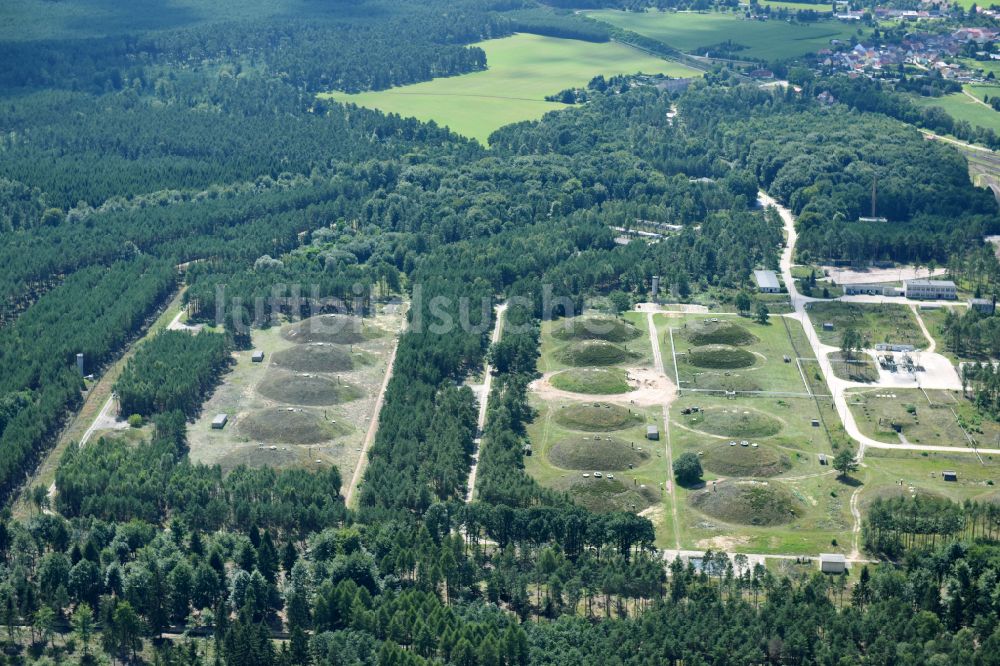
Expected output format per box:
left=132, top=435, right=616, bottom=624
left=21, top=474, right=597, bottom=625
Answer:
left=527, top=311, right=670, bottom=516
left=320, top=33, right=700, bottom=144
left=187, top=306, right=403, bottom=478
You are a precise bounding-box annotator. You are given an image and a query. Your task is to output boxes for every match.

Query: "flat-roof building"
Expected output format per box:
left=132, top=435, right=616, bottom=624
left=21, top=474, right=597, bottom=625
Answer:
left=646, top=425, right=659, bottom=441
left=904, top=279, right=956, bottom=300
left=211, top=413, right=229, bottom=430
left=969, top=298, right=995, bottom=315
left=252, top=351, right=265, bottom=363
left=753, top=269, right=781, bottom=293
left=819, top=553, right=846, bottom=574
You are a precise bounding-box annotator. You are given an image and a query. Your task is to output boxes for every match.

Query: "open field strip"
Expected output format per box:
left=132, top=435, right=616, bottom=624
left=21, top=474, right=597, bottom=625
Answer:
left=587, top=9, right=864, bottom=61
left=911, top=90, right=1000, bottom=135
left=527, top=312, right=675, bottom=521
left=187, top=307, right=404, bottom=488
left=320, top=33, right=699, bottom=144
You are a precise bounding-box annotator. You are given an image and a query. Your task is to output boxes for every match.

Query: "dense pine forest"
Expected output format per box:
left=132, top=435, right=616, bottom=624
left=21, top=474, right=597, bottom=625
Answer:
left=3, top=0, right=1000, bottom=663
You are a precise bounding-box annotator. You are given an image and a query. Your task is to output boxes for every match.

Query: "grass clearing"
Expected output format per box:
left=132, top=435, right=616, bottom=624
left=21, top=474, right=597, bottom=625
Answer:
left=846, top=387, right=1000, bottom=448
left=528, top=311, right=668, bottom=517
left=588, top=9, right=865, bottom=61
left=861, top=447, right=1000, bottom=507
left=188, top=306, right=403, bottom=475
left=807, top=301, right=925, bottom=349
left=667, top=391, right=850, bottom=555
left=911, top=90, right=1000, bottom=135
left=320, top=33, right=700, bottom=145
left=660, top=312, right=813, bottom=394
left=281, top=314, right=385, bottom=345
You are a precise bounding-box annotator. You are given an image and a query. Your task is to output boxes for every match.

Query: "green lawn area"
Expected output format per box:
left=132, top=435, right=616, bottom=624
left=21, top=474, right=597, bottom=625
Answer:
left=657, top=312, right=814, bottom=394
left=861, top=448, right=1000, bottom=508
left=911, top=90, right=1000, bottom=135
left=807, top=301, right=925, bottom=349
left=587, top=9, right=864, bottom=61
left=320, top=33, right=700, bottom=145
left=666, top=392, right=851, bottom=555
left=845, top=387, right=1000, bottom=448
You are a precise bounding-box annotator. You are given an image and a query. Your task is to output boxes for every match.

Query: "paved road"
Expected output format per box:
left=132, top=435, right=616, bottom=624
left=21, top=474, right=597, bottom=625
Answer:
left=465, top=302, right=507, bottom=503
left=763, top=191, right=1000, bottom=456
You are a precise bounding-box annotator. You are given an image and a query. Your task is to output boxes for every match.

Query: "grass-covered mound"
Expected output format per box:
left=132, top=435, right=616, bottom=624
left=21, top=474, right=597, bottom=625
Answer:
left=281, top=314, right=384, bottom=345
left=684, top=407, right=782, bottom=438
left=238, top=407, right=352, bottom=444
left=683, top=320, right=758, bottom=347
left=685, top=345, right=756, bottom=369
left=690, top=481, right=801, bottom=526
left=271, top=344, right=371, bottom=373
left=552, top=316, right=642, bottom=343
left=687, top=373, right=763, bottom=392
left=553, top=402, right=641, bottom=431
left=558, top=476, right=660, bottom=513
left=257, top=372, right=363, bottom=406
left=550, top=368, right=631, bottom=395
left=548, top=436, right=650, bottom=471
left=555, top=340, right=636, bottom=367
left=701, top=443, right=791, bottom=478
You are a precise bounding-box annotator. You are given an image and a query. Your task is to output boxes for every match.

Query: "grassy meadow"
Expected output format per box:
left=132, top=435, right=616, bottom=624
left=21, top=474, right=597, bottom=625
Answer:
left=587, top=9, right=864, bottom=61
left=911, top=89, right=1000, bottom=135
left=320, top=33, right=700, bottom=144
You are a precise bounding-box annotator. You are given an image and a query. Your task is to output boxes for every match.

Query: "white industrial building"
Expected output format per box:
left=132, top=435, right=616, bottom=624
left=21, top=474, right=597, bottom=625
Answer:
left=903, top=279, right=956, bottom=300
left=753, top=270, right=781, bottom=293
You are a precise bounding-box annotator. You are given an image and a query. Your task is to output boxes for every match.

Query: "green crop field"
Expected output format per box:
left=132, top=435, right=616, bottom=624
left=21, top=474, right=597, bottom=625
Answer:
left=911, top=90, right=1000, bottom=135
left=320, top=33, right=700, bottom=145
left=587, top=9, right=863, bottom=61
left=743, top=0, right=834, bottom=10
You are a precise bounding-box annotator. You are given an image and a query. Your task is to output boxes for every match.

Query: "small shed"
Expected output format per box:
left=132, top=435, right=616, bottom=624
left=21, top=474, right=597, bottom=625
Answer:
left=251, top=351, right=265, bottom=363
left=811, top=419, right=820, bottom=428
left=942, top=470, right=957, bottom=482
left=646, top=425, right=660, bottom=441
left=818, top=453, right=828, bottom=465
left=819, top=553, right=846, bottom=574
left=211, top=413, right=229, bottom=430
left=822, top=322, right=834, bottom=332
